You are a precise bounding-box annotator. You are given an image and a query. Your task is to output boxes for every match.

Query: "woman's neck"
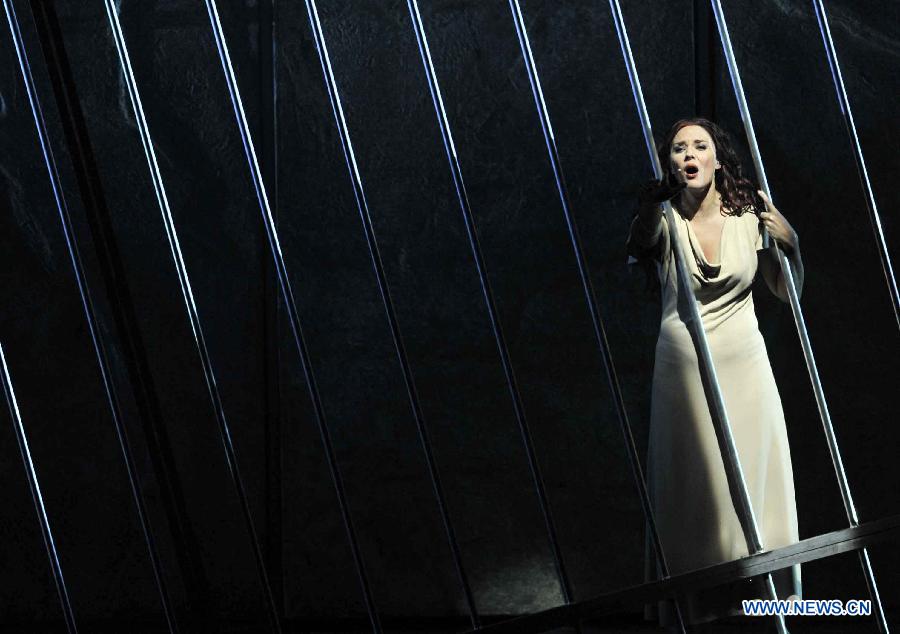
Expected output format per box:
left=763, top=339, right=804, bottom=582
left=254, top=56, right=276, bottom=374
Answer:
left=678, top=184, right=721, bottom=221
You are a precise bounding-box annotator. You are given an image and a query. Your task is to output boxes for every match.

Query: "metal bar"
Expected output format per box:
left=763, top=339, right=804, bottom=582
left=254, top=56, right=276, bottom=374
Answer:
left=510, top=0, right=771, bottom=628
left=300, top=0, right=480, bottom=629
left=4, top=1, right=180, bottom=630
left=25, top=1, right=212, bottom=621
left=99, top=2, right=281, bottom=631
left=409, top=1, right=682, bottom=630
left=411, top=0, right=575, bottom=622
left=466, top=513, right=900, bottom=634
left=257, top=0, right=284, bottom=613
left=201, top=1, right=382, bottom=631
left=606, top=1, right=788, bottom=631
left=812, top=0, right=898, bottom=330
left=502, top=1, right=603, bottom=614
left=0, top=342, right=77, bottom=633
left=710, top=1, right=889, bottom=631
left=575, top=0, right=678, bottom=627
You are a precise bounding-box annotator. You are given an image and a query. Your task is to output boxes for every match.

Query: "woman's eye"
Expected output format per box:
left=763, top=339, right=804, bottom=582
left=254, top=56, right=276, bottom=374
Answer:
left=696, top=145, right=708, bottom=150
left=673, top=147, right=684, bottom=153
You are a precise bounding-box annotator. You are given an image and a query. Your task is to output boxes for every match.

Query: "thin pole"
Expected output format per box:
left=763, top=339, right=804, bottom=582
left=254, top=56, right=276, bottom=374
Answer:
left=100, top=2, right=281, bottom=631
left=410, top=2, right=571, bottom=610
left=201, top=0, right=381, bottom=631
left=0, top=342, right=77, bottom=633
left=258, top=0, right=284, bottom=614
left=26, top=0, right=213, bottom=620
left=710, top=1, right=889, bottom=631
left=301, top=0, right=479, bottom=628
left=607, top=1, right=786, bottom=631
left=4, top=2, right=179, bottom=630
left=812, top=0, right=898, bottom=331
left=501, top=1, right=599, bottom=612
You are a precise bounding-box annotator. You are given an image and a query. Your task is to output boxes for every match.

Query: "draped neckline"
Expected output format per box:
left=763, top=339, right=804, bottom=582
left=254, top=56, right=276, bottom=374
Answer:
left=680, top=211, right=728, bottom=279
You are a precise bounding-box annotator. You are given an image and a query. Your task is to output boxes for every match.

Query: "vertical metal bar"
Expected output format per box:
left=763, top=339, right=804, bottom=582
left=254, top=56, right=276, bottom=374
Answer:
left=201, top=1, right=382, bottom=631
left=0, top=342, right=77, bottom=633
left=99, top=2, right=281, bottom=631
left=258, top=0, right=284, bottom=615
left=426, top=0, right=672, bottom=632
left=710, top=2, right=889, bottom=631
left=503, top=0, right=688, bottom=629
left=25, top=0, right=212, bottom=622
left=407, top=0, right=608, bottom=628
left=605, top=1, right=786, bottom=631
left=301, top=0, right=480, bottom=628
left=812, top=0, right=898, bottom=331
left=499, top=1, right=590, bottom=613
left=3, top=2, right=179, bottom=630
left=614, top=2, right=789, bottom=629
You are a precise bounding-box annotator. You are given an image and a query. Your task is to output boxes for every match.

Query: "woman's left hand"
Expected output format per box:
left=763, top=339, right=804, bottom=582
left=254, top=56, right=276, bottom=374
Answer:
left=758, top=190, right=799, bottom=255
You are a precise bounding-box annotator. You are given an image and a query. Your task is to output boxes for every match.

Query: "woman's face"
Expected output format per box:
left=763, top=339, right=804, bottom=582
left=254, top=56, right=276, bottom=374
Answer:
left=669, top=124, right=719, bottom=192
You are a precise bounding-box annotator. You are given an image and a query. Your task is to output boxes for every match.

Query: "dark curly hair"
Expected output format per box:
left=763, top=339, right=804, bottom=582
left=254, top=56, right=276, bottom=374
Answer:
left=658, top=117, right=764, bottom=217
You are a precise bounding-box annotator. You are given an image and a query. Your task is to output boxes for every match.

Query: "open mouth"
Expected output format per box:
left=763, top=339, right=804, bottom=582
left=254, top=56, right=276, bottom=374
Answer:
left=684, top=165, right=700, bottom=176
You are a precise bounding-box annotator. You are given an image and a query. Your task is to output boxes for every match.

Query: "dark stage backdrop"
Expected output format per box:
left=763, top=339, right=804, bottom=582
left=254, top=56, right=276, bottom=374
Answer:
left=0, top=0, right=897, bottom=630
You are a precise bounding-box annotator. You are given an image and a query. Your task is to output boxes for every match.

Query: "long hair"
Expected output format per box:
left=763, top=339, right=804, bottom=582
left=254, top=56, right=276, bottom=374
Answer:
left=629, top=118, right=763, bottom=294
left=658, top=117, right=764, bottom=217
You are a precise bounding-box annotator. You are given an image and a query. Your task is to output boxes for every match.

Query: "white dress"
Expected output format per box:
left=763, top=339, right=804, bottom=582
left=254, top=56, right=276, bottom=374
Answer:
left=628, top=208, right=801, bottom=626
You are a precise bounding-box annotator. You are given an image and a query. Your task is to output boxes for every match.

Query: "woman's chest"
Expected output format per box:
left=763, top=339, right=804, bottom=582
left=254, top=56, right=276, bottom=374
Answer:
left=689, top=216, right=727, bottom=264
left=666, top=212, right=758, bottom=297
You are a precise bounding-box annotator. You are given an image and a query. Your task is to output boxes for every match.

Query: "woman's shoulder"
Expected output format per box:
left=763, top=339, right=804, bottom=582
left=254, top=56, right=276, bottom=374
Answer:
left=733, top=205, right=760, bottom=227
left=732, top=205, right=764, bottom=249
left=734, top=203, right=758, bottom=217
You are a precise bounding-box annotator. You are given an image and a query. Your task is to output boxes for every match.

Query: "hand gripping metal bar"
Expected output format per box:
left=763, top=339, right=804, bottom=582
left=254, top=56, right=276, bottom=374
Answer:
left=610, top=1, right=787, bottom=631
left=710, top=1, right=889, bottom=630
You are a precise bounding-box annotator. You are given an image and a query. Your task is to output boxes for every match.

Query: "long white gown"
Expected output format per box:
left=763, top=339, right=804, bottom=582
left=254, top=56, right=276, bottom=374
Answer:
left=628, top=207, right=801, bottom=626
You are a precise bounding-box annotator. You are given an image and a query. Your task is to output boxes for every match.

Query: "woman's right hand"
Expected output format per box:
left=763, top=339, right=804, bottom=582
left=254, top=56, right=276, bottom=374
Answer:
left=637, top=171, right=685, bottom=208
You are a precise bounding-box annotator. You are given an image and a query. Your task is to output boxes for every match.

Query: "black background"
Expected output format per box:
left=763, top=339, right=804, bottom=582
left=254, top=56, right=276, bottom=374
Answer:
left=0, top=0, right=897, bottom=631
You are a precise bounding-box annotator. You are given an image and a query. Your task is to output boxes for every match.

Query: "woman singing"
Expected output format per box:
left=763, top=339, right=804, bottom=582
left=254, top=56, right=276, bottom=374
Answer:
left=627, top=118, right=803, bottom=628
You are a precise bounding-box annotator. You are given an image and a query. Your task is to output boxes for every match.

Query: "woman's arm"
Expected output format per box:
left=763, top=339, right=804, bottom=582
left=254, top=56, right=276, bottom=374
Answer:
left=627, top=175, right=685, bottom=255
left=759, top=241, right=804, bottom=302
left=629, top=201, right=664, bottom=249
left=756, top=191, right=803, bottom=302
